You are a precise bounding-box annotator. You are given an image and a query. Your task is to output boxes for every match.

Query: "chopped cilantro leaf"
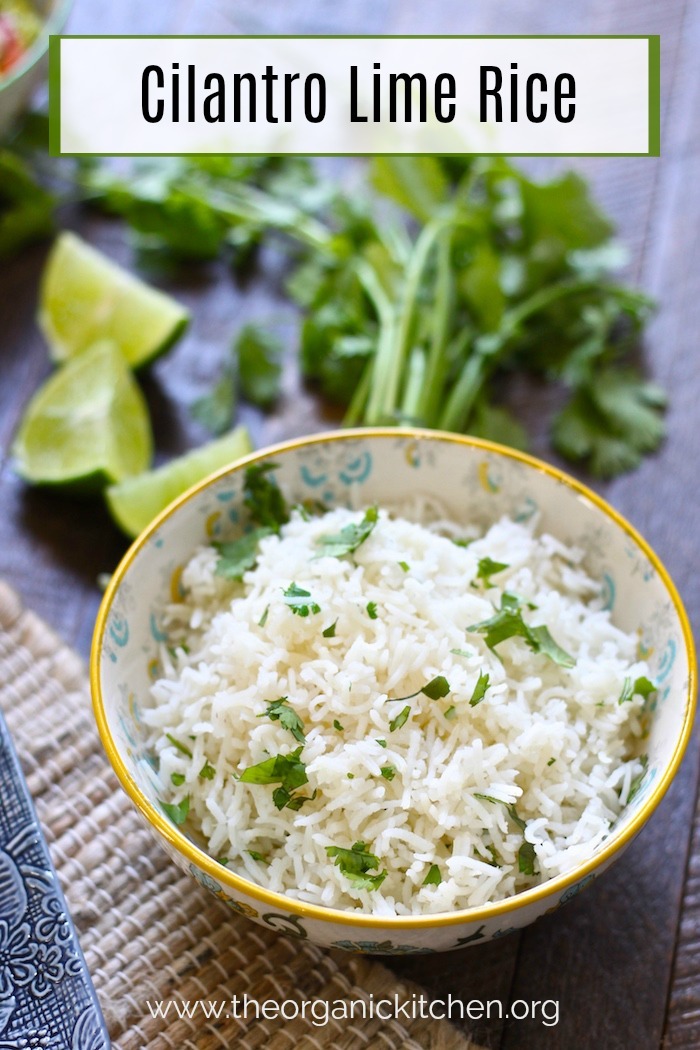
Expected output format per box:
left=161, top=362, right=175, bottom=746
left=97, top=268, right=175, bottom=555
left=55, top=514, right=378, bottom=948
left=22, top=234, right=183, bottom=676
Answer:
left=191, top=365, right=236, bottom=435
left=391, top=675, right=450, bottom=703
left=258, top=605, right=269, bottom=627
left=389, top=705, right=411, bottom=732
left=159, top=796, right=190, bottom=825
left=619, top=675, right=656, bottom=705
left=216, top=855, right=229, bottom=866
left=366, top=601, right=378, bottom=619
left=235, top=324, right=282, bottom=408
left=258, top=698, right=306, bottom=743
left=346, top=773, right=354, bottom=780
left=244, top=462, right=289, bottom=532
left=344, top=870, right=388, bottom=891
left=398, top=560, right=410, bottom=573
left=627, top=755, right=649, bottom=803
left=272, top=786, right=317, bottom=811
left=333, top=719, right=344, bottom=731
left=518, top=841, right=537, bottom=876
left=422, top=864, right=442, bottom=887
left=199, top=761, right=216, bottom=780
left=322, top=620, right=338, bottom=638
left=474, top=795, right=537, bottom=875
left=315, top=506, right=378, bottom=559
left=547, top=757, right=556, bottom=766
left=476, top=557, right=510, bottom=587
left=170, top=772, right=185, bottom=787
left=380, top=765, right=397, bottom=781
left=467, top=593, right=574, bottom=667
left=527, top=625, right=576, bottom=668
left=239, top=746, right=309, bottom=809
left=421, top=675, right=451, bottom=700
left=166, top=734, right=193, bottom=758
left=326, top=841, right=383, bottom=882
left=283, top=582, right=321, bottom=616
left=376, top=738, right=387, bottom=748
left=215, top=526, right=273, bottom=580
left=246, top=849, right=269, bottom=864
left=450, top=648, right=472, bottom=658
left=444, top=705, right=457, bottom=721
left=468, top=671, right=490, bottom=707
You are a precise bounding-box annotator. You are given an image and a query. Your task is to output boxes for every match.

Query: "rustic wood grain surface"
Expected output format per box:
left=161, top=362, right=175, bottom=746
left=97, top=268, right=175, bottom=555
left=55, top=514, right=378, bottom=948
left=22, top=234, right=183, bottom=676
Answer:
left=1, top=2, right=698, bottom=1048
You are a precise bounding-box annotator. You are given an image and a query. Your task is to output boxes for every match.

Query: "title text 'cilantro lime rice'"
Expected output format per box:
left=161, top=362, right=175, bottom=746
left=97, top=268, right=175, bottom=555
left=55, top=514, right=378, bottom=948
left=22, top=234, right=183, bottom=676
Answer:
left=144, top=485, right=651, bottom=916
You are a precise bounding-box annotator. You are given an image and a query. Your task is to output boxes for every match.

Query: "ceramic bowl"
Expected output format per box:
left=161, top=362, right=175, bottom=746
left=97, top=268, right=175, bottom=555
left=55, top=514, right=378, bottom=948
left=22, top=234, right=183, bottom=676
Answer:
left=91, top=428, right=696, bottom=955
left=0, top=0, right=73, bottom=137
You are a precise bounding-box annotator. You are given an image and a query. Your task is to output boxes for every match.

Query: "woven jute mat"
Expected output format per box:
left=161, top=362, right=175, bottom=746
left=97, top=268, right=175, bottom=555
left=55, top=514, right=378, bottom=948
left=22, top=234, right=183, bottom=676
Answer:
left=0, top=582, right=480, bottom=1050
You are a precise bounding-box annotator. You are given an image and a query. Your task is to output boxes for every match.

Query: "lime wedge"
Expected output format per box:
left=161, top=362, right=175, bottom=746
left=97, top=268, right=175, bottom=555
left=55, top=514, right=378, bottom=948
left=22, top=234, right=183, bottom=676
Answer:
left=38, top=232, right=190, bottom=367
left=13, top=341, right=153, bottom=490
left=106, top=425, right=253, bottom=537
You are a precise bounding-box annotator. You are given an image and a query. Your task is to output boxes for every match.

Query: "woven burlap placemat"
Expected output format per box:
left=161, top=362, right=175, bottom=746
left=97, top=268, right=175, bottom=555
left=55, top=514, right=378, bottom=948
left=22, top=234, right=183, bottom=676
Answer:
left=0, top=582, right=480, bottom=1050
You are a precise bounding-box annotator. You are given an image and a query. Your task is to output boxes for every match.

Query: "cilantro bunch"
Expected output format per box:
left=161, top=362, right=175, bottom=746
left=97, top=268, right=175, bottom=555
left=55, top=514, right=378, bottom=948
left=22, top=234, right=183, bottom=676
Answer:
left=2, top=113, right=665, bottom=476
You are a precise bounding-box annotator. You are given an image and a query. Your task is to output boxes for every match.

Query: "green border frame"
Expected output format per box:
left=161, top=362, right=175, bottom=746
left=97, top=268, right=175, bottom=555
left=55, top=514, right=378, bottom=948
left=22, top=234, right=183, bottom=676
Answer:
left=49, top=34, right=661, bottom=158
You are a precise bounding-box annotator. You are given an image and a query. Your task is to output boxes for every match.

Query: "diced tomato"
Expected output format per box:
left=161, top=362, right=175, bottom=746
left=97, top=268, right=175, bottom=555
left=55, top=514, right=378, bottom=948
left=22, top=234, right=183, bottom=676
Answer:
left=0, top=14, right=27, bottom=75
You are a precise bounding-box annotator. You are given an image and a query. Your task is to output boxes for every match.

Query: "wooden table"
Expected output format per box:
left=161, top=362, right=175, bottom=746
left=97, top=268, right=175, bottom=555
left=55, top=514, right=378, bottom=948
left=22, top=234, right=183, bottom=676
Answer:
left=2, top=2, right=699, bottom=1047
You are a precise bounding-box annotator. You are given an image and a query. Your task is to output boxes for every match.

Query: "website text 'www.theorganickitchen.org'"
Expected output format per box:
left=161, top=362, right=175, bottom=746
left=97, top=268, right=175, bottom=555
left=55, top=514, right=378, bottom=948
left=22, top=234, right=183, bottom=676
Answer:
left=145, top=992, right=560, bottom=1028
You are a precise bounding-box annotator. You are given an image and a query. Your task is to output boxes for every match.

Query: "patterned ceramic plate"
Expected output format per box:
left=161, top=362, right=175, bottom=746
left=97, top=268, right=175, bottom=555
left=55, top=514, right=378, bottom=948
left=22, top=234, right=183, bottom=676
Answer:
left=0, top=706, right=109, bottom=1049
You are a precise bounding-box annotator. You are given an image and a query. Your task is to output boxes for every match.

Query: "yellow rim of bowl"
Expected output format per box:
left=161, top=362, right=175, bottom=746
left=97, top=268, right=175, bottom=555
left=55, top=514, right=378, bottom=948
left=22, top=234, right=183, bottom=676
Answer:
left=91, top=427, right=697, bottom=931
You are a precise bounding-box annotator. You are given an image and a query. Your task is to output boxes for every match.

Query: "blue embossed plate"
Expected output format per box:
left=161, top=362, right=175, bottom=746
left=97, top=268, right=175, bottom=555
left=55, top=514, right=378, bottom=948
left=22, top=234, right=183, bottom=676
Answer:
left=0, top=708, right=109, bottom=1048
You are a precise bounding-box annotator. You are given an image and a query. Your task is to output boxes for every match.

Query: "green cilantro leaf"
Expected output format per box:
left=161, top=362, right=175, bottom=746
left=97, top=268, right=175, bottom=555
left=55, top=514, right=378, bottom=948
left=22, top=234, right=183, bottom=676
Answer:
left=239, top=746, right=308, bottom=789
left=619, top=675, right=656, bottom=705
left=322, top=620, right=338, bottom=638
left=422, top=863, right=442, bottom=886
left=380, top=765, right=397, bottom=781
left=474, top=794, right=537, bottom=875
left=314, top=506, right=378, bottom=559
left=389, top=705, right=411, bottom=732
left=421, top=675, right=451, bottom=700
left=170, top=772, right=186, bottom=786
left=258, top=697, right=306, bottom=743
left=258, top=605, right=269, bottom=627
left=0, top=150, right=55, bottom=260
left=191, top=366, right=236, bottom=435
left=467, top=593, right=574, bottom=667
left=468, top=671, right=490, bottom=707
left=333, top=719, right=344, bottom=731
left=476, top=557, right=510, bottom=587
left=627, top=754, right=649, bottom=804
left=235, top=324, right=283, bottom=408
left=215, top=526, right=273, bottom=580
left=366, top=601, right=378, bottom=619
left=343, top=870, right=388, bottom=891
left=391, top=675, right=451, bottom=703
left=199, top=760, right=216, bottom=780
left=283, top=582, right=321, bottom=616
left=398, top=560, right=410, bottom=573
left=246, top=849, right=269, bottom=864
left=376, top=738, right=387, bottom=748
left=244, top=462, right=289, bottom=531
left=159, top=796, right=190, bottom=825
left=518, top=840, right=537, bottom=876
left=166, top=734, right=193, bottom=758
left=326, top=841, right=386, bottom=890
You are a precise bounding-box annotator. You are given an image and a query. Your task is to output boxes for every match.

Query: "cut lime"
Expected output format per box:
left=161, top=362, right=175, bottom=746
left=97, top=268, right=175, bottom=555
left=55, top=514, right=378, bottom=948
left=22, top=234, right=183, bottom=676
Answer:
left=13, top=341, right=153, bottom=490
left=106, top=425, right=253, bottom=537
left=38, top=232, right=190, bottom=368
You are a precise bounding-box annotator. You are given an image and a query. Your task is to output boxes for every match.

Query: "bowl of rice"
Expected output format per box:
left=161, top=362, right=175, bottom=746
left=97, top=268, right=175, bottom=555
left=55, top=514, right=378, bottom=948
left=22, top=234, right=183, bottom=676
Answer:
left=91, top=428, right=696, bottom=954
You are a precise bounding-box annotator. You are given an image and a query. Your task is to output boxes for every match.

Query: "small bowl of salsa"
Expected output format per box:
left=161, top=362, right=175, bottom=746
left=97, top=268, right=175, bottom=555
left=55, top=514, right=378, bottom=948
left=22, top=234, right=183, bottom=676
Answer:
left=0, top=0, right=73, bottom=136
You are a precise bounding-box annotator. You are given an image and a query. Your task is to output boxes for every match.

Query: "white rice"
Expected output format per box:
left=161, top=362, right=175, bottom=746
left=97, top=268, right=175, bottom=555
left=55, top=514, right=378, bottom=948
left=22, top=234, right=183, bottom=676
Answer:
left=143, top=501, right=648, bottom=916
